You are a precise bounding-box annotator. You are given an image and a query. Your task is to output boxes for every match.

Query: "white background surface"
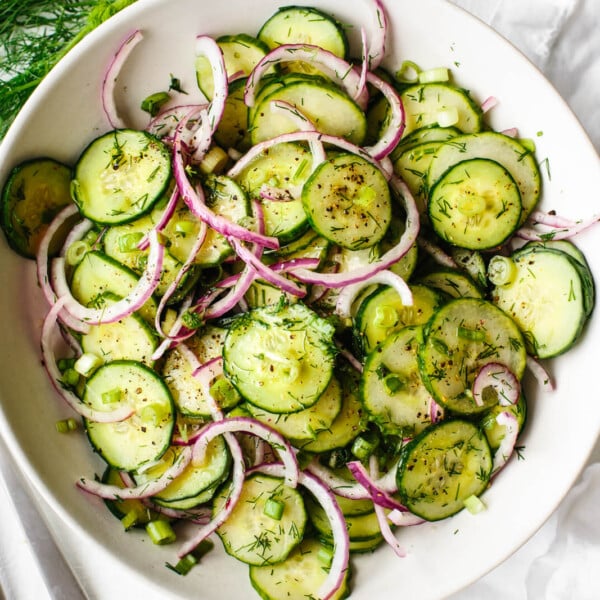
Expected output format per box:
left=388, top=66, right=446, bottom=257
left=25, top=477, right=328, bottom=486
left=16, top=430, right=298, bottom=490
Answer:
left=0, top=0, right=598, bottom=598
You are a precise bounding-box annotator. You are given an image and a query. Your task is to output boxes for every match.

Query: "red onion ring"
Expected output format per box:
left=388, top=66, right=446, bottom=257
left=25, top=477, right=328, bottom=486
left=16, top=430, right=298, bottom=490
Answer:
left=491, top=411, right=519, bottom=476
left=191, top=417, right=299, bottom=488
left=250, top=462, right=350, bottom=600
left=335, top=269, right=412, bottom=319
left=346, top=460, right=405, bottom=511
left=245, top=44, right=368, bottom=110
left=363, top=70, right=405, bottom=159
left=102, top=29, right=143, bottom=129
left=472, top=363, right=521, bottom=408
left=77, top=447, right=193, bottom=499
left=526, top=355, right=555, bottom=392
left=51, top=230, right=165, bottom=325
left=40, top=297, right=134, bottom=423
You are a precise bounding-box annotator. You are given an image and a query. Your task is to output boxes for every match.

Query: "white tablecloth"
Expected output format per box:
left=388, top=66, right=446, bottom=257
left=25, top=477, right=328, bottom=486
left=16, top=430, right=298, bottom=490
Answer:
left=0, top=1, right=598, bottom=598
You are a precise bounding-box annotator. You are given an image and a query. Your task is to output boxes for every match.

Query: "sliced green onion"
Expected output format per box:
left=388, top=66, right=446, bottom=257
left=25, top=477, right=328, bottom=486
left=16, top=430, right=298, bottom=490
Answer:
left=457, top=326, right=485, bottom=342
left=74, top=352, right=102, bottom=377
left=174, top=220, right=196, bottom=235
left=464, top=494, right=486, bottom=514
left=488, top=255, right=517, bottom=286
left=121, top=508, right=141, bottom=531
left=55, top=418, right=78, bottom=433
left=61, top=367, right=80, bottom=387
left=317, top=545, right=334, bottom=567
left=383, top=374, right=405, bottom=395
left=181, top=310, right=204, bottom=330
left=102, top=388, right=123, bottom=405
left=146, top=519, right=176, bottom=545
left=418, top=67, right=450, bottom=84
left=264, top=497, right=285, bottom=521
left=167, top=553, right=198, bottom=575
left=65, top=241, right=90, bottom=266
left=139, top=403, right=167, bottom=426
left=373, top=304, right=398, bottom=328
left=209, top=378, right=240, bottom=409
left=141, top=91, right=171, bottom=117
left=118, top=232, right=144, bottom=253
left=396, top=60, right=421, bottom=83
left=351, top=434, right=378, bottom=460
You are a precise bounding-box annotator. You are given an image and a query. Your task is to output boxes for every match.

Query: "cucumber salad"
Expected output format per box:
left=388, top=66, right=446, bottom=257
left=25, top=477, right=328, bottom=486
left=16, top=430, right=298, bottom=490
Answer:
left=1, top=1, right=597, bottom=599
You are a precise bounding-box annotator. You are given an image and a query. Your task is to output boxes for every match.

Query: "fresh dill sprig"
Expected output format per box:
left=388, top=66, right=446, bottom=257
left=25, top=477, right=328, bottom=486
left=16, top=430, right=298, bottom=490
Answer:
left=0, top=0, right=137, bottom=139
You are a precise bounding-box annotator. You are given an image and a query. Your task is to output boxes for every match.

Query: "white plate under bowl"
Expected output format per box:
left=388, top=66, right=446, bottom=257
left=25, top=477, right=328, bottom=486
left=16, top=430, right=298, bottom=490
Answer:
left=0, top=0, right=598, bottom=599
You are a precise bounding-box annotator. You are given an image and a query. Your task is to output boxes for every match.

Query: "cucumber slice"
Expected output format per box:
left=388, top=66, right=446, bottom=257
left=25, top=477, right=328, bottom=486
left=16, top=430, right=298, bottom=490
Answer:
left=392, top=125, right=462, bottom=157
left=392, top=140, right=447, bottom=213
left=72, top=129, right=171, bottom=225
left=481, top=393, right=527, bottom=451
left=250, top=537, right=350, bottom=600
left=302, top=153, right=391, bottom=250
left=1, top=158, right=73, bottom=258
left=294, top=365, right=366, bottom=453
left=355, top=284, right=444, bottom=354
left=70, top=250, right=158, bottom=322
left=428, top=158, right=522, bottom=250
left=397, top=419, right=492, bottom=521
left=250, top=78, right=366, bottom=146
left=417, top=268, right=484, bottom=299
left=400, top=83, right=483, bottom=138
left=418, top=298, right=527, bottom=415
left=361, top=325, right=437, bottom=437
left=223, top=302, right=336, bottom=413
left=84, top=360, right=175, bottom=471
left=234, top=142, right=312, bottom=242
left=258, top=6, right=348, bottom=58
left=162, top=328, right=239, bottom=418
left=426, top=131, right=541, bottom=223
left=245, top=376, right=342, bottom=441
left=215, top=473, right=306, bottom=566
left=102, top=466, right=159, bottom=527
left=134, top=439, right=230, bottom=504
left=491, top=245, right=593, bottom=358
left=80, top=293, right=158, bottom=365
left=214, top=78, right=253, bottom=152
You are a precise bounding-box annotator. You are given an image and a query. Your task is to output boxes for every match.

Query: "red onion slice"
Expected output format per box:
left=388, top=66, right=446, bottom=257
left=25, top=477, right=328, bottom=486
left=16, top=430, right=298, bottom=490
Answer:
left=335, top=269, right=412, bottom=319
left=516, top=212, right=600, bottom=241
left=41, top=297, right=134, bottom=423
left=417, top=237, right=458, bottom=268
left=363, top=70, right=405, bottom=159
left=102, top=29, right=143, bottom=129
left=346, top=460, right=405, bottom=511
left=77, top=447, right=193, bottom=500
left=52, top=230, right=165, bottom=325
left=191, top=417, right=299, bottom=488
left=177, top=434, right=246, bottom=558
left=251, top=463, right=350, bottom=600
left=472, top=363, right=521, bottom=408
left=526, top=355, right=555, bottom=392
left=172, top=112, right=279, bottom=250
left=491, top=411, right=519, bottom=476
left=367, top=0, right=388, bottom=70
left=245, top=44, right=368, bottom=110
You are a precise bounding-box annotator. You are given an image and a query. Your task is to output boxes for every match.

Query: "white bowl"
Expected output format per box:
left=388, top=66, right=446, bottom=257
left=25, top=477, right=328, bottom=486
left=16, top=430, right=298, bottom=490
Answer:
left=0, top=0, right=599, bottom=598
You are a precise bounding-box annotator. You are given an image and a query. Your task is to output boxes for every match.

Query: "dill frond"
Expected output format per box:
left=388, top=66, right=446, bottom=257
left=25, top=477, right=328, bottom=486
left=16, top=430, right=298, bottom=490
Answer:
left=0, top=0, right=137, bottom=139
